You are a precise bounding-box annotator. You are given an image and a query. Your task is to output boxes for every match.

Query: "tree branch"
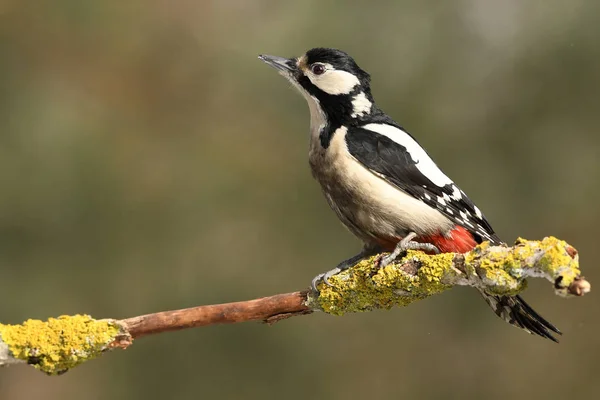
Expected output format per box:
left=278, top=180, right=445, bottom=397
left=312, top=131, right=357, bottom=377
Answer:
left=122, top=291, right=313, bottom=338
left=0, top=237, right=589, bottom=375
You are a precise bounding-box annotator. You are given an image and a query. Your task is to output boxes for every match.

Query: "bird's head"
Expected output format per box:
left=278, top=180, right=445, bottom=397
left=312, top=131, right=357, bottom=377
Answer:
left=259, top=48, right=375, bottom=128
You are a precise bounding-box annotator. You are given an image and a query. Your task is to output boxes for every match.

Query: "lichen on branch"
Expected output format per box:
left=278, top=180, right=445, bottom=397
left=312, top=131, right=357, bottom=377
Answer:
left=308, top=236, right=586, bottom=315
left=0, top=315, right=126, bottom=375
left=0, top=237, right=589, bottom=376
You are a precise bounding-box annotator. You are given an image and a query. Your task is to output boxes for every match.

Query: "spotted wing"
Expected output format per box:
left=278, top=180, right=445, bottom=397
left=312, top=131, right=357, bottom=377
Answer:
left=345, top=124, right=501, bottom=244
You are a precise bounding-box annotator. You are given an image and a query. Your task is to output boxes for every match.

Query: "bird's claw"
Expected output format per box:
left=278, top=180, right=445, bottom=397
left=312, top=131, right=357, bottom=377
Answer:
left=311, top=250, right=375, bottom=293
left=311, top=273, right=325, bottom=292
left=311, top=267, right=343, bottom=292
left=378, top=232, right=440, bottom=268
left=323, top=267, right=342, bottom=286
left=311, top=235, right=439, bottom=293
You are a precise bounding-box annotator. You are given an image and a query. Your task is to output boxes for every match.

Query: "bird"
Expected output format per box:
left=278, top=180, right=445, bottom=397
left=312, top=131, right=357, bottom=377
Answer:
left=258, top=48, right=561, bottom=342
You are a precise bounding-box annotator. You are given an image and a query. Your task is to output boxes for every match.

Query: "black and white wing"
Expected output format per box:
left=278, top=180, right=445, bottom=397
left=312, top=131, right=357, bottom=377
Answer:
left=345, top=123, right=501, bottom=244
left=345, top=123, right=561, bottom=341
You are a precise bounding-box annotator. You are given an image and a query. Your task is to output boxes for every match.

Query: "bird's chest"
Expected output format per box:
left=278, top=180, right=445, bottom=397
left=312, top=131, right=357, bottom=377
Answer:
left=308, top=128, right=363, bottom=224
left=308, top=127, right=387, bottom=239
left=307, top=126, right=453, bottom=240
left=308, top=128, right=351, bottom=197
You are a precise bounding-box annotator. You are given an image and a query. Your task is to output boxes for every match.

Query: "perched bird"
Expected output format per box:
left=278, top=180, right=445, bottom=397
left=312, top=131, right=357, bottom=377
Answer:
left=259, top=48, right=560, bottom=341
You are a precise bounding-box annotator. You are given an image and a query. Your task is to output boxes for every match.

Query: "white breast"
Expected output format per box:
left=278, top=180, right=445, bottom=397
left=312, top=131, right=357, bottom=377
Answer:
left=310, top=126, right=453, bottom=241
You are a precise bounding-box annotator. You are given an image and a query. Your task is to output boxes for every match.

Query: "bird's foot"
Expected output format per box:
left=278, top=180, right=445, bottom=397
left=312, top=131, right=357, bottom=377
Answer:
left=378, top=232, right=440, bottom=268
left=311, top=268, right=342, bottom=293
left=311, top=251, right=373, bottom=293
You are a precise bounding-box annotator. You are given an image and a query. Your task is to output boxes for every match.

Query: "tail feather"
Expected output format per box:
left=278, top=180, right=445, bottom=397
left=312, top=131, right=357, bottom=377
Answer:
left=478, top=290, right=561, bottom=342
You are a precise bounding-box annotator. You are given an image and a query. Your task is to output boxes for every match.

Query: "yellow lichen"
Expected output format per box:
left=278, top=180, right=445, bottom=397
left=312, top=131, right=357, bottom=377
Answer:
left=525, top=236, right=581, bottom=295
left=466, top=244, right=524, bottom=295
left=316, top=251, right=457, bottom=315
left=312, top=237, right=582, bottom=315
left=0, top=314, right=121, bottom=375
left=463, top=236, right=580, bottom=296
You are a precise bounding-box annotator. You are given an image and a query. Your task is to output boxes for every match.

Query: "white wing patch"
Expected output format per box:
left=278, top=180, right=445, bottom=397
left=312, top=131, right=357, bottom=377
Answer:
left=363, top=123, right=453, bottom=187
left=357, top=123, right=498, bottom=243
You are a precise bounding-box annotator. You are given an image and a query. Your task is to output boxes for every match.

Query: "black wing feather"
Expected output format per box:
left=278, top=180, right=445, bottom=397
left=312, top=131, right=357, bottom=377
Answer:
left=345, top=125, right=500, bottom=244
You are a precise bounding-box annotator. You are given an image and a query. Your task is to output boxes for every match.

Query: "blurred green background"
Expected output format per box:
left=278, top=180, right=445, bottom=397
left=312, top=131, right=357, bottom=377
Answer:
left=0, top=1, right=598, bottom=399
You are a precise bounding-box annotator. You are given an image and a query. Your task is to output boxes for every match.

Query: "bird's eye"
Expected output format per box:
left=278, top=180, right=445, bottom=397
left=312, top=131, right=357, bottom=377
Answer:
left=311, top=64, right=325, bottom=75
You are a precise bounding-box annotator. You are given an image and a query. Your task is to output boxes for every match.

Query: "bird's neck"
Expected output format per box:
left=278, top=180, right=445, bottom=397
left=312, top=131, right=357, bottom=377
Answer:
left=307, top=90, right=380, bottom=148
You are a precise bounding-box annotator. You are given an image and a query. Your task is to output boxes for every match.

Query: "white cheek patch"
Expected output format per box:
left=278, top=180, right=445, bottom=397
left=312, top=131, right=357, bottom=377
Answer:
left=363, top=123, right=454, bottom=187
left=350, top=92, right=372, bottom=118
left=308, top=68, right=360, bottom=95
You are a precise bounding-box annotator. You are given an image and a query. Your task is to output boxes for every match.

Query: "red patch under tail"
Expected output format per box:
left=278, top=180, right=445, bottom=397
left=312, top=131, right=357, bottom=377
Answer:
left=419, top=226, right=478, bottom=254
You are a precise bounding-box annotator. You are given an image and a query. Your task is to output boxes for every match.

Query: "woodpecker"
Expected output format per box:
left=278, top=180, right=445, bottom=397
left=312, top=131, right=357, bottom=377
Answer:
left=259, top=48, right=561, bottom=342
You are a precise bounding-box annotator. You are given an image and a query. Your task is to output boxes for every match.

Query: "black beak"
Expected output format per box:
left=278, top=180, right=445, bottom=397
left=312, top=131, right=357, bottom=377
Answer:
left=258, top=54, right=296, bottom=73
